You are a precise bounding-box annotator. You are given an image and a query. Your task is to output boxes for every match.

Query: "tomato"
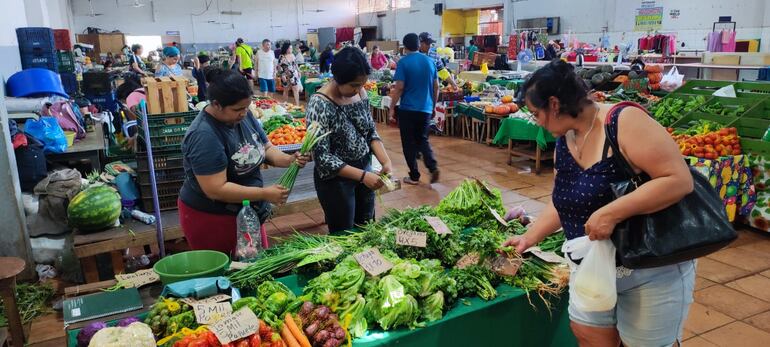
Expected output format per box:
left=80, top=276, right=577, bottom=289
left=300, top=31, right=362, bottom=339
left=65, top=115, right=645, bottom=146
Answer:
left=733, top=149, right=742, bottom=155
left=704, top=137, right=714, bottom=145
left=188, top=339, right=209, bottom=347
left=201, top=331, right=220, bottom=346
left=715, top=144, right=724, bottom=152
left=249, top=334, right=262, bottom=347
left=683, top=148, right=692, bottom=156
left=236, top=339, right=250, bottom=347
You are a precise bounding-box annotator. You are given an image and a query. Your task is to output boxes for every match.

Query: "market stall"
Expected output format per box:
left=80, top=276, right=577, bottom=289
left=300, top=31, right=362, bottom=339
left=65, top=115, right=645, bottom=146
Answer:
left=62, top=179, right=576, bottom=347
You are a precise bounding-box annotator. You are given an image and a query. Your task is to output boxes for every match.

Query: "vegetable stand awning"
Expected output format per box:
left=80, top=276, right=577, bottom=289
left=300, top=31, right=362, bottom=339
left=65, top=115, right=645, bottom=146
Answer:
left=493, top=117, right=556, bottom=150
left=66, top=274, right=576, bottom=347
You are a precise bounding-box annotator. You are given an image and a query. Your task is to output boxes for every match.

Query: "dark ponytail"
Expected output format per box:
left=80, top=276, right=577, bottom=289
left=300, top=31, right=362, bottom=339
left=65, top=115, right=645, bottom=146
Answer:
left=522, top=59, right=590, bottom=117
left=205, top=68, right=253, bottom=107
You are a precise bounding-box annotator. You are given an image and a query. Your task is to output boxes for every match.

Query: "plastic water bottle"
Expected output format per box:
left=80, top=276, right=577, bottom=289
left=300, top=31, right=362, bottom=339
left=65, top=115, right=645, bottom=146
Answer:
left=131, top=209, right=156, bottom=225
left=235, top=200, right=262, bottom=260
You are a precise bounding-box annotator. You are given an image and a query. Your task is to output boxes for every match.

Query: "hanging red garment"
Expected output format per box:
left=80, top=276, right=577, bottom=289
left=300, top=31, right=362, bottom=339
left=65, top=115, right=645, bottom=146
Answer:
left=335, top=27, right=354, bottom=44
left=722, top=30, right=736, bottom=52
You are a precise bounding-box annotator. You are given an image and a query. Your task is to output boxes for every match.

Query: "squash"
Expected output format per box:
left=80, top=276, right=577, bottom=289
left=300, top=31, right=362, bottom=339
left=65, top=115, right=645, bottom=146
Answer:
left=507, top=103, right=520, bottom=113
left=501, top=95, right=514, bottom=103
left=614, top=75, right=629, bottom=83
left=649, top=82, right=661, bottom=91
left=648, top=73, right=662, bottom=84
left=644, top=64, right=663, bottom=73
left=484, top=105, right=495, bottom=114
left=494, top=105, right=510, bottom=115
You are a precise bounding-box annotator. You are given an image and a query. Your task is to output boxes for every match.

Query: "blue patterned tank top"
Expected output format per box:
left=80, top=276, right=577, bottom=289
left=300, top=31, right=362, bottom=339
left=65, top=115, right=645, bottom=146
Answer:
left=552, top=108, right=629, bottom=240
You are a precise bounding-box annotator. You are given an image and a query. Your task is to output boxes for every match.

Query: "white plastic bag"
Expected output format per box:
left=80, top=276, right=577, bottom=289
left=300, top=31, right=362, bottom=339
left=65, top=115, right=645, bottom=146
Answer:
left=660, top=66, right=684, bottom=92
left=571, top=240, right=617, bottom=312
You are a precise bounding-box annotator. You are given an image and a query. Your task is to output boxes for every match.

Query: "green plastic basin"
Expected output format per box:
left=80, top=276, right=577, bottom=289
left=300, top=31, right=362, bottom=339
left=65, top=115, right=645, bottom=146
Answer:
left=153, top=250, right=230, bottom=285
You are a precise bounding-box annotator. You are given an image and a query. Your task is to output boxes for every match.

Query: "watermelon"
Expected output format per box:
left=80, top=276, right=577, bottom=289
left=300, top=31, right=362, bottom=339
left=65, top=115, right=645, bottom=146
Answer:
left=67, top=185, right=122, bottom=232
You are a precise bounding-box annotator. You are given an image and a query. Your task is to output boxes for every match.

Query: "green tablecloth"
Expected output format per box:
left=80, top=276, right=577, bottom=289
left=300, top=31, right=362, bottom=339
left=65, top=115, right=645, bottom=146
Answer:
left=67, top=274, right=575, bottom=347
left=455, top=103, right=486, bottom=121
left=488, top=79, right=524, bottom=91
left=301, top=75, right=325, bottom=97
left=493, top=117, right=557, bottom=150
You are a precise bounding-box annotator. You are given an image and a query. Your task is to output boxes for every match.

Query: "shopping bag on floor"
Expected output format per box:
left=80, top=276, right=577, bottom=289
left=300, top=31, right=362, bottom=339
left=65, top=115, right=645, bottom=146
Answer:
left=571, top=239, right=617, bottom=312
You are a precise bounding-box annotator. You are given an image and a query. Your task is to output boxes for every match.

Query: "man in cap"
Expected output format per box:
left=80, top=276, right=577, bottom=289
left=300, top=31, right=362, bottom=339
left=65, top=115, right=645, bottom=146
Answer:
left=388, top=33, right=440, bottom=185
left=418, top=32, right=457, bottom=89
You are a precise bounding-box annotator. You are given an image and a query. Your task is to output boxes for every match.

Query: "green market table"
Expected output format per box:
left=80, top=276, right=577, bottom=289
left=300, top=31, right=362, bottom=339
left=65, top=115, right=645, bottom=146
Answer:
left=66, top=274, right=576, bottom=347
left=493, top=117, right=557, bottom=174
left=302, top=76, right=326, bottom=98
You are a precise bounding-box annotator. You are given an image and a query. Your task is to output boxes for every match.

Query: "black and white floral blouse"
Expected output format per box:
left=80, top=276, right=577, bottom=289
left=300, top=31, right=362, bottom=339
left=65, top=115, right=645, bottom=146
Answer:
left=306, top=93, right=380, bottom=180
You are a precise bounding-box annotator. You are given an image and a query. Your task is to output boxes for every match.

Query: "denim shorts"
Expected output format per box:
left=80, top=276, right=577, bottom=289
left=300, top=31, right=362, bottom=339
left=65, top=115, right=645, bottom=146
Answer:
left=567, top=260, right=696, bottom=347
left=258, top=78, right=276, bottom=92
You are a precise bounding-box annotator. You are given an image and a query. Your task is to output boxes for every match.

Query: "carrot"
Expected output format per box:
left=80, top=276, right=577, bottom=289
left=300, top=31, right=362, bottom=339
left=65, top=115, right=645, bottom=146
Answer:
left=285, top=313, right=311, bottom=347
left=281, top=324, right=301, bottom=347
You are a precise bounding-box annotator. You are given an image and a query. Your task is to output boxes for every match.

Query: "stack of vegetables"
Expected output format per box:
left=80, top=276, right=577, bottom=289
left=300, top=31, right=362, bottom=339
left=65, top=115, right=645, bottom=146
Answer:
left=266, top=118, right=308, bottom=146
left=645, top=64, right=664, bottom=91
left=648, top=95, right=708, bottom=127
left=255, top=98, right=279, bottom=110
left=668, top=125, right=742, bottom=159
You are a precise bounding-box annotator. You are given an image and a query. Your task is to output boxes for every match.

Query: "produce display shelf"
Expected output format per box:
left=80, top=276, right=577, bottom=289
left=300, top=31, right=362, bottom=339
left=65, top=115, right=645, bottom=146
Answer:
left=743, top=98, right=770, bottom=120
left=740, top=138, right=770, bottom=156
left=697, top=96, right=762, bottom=119
left=671, top=112, right=738, bottom=129
left=673, top=80, right=733, bottom=96
left=728, top=117, right=770, bottom=139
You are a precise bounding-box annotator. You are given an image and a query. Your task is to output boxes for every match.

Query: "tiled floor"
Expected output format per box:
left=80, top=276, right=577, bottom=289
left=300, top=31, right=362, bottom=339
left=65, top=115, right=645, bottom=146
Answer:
left=23, top=99, right=770, bottom=346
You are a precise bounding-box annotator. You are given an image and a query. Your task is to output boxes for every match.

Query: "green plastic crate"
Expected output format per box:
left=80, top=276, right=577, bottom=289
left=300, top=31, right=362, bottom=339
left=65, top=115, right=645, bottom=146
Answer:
left=733, top=82, right=770, bottom=99
left=672, top=80, right=733, bottom=96
left=743, top=98, right=770, bottom=120
left=740, top=138, right=770, bottom=156
left=728, top=118, right=770, bottom=139
left=697, top=96, right=760, bottom=118
left=671, top=112, right=737, bottom=129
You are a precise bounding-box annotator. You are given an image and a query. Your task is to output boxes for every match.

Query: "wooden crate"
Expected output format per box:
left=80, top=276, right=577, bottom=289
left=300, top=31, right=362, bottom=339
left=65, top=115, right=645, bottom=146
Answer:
left=142, top=76, right=189, bottom=115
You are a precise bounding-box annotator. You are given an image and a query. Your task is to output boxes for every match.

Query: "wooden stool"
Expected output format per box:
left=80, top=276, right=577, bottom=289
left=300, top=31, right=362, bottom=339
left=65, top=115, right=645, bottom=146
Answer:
left=0, top=257, right=26, bottom=347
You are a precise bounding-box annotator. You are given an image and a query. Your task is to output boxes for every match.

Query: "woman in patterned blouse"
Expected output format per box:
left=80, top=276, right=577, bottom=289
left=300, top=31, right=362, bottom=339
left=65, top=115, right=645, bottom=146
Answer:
left=306, top=47, right=392, bottom=233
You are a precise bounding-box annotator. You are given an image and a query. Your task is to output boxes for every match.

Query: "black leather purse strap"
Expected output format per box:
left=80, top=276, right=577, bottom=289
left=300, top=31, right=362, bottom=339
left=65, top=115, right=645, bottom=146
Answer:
left=602, top=101, right=649, bottom=184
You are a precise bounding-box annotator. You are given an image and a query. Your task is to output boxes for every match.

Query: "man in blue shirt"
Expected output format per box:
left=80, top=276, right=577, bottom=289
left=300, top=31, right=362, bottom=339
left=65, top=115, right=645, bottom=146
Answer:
left=388, top=33, right=440, bottom=185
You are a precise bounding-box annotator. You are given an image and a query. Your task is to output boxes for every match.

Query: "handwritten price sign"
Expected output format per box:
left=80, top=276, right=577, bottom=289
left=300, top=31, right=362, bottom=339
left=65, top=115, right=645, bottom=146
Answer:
left=395, top=229, right=427, bottom=248
left=180, top=294, right=231, bottom=306
left=115, top=269, right=159, bottom=288
left=490, top=208, right=509, bottom=227
left=354, top=248, right=393, bottom=276
left=210, top=308, right=260, bottom=344
left=193, top=302, right=232, bottom=324
left=424, top=216, right=452, bottom=235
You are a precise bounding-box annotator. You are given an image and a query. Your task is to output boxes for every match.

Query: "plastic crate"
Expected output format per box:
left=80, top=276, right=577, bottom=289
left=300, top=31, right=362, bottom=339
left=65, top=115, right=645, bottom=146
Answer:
left=52, top=29, right=71, bottom=51
left=139, top=180, right=184, bottom=199
left=141, top=195, right=179, bottom=213
left=16, top=27, right=55, bottom=53
left=740, top=138, right=770, bottom=156
left=671, top=112, right=737, bottom=130
left=136, top=150, right=184, bottom=171
left=727, top=118, right=770, bottom=139
left=733, top=82, right=770, bottom=99
left=82, top=72, right=113, bottom=95
left=20, top=51, right=58, bottom=71
left=85, top=92, right=118, bottom=112
left=137, top=110, right=197, bottom=137
left=57, top=51, right=75, bottom=73
left=672, top=80, right=733, bottom=96
left=137, top=167, right=186, bottom=185
left=697, top=96, right=760, bottom=118
left=59, top=72, right=78, bottom=96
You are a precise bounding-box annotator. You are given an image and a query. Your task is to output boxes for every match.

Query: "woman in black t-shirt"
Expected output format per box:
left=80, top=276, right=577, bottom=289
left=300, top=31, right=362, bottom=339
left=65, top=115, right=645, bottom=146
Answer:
left=179, top=68, right=309, bottom=255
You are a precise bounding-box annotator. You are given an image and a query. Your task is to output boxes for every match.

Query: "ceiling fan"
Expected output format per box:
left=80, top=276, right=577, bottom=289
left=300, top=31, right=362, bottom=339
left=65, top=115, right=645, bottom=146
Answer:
left=87, top=0, right=104, bottom=16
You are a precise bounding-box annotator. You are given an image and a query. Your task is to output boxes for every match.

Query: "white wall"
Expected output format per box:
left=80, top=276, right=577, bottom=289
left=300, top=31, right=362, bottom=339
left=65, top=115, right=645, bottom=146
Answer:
left=71, top=0, right=358, bottom=45
left=1, top=0, right=29, bottom=77
left=358, top=0, right=441, bottom=42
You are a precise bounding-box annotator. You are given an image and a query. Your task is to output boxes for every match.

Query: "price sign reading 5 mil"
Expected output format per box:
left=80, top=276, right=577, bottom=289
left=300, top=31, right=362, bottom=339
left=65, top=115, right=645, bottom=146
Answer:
left=395, top=229, right=427, bottom=248
left=354, top=248, right=393, bottom=276
left=193, top=302, right=232, bottom=324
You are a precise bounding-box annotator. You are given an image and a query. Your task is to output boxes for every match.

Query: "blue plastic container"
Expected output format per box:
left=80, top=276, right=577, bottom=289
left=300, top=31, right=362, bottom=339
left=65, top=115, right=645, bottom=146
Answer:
left=85, top=92, right=118, bottom=112
left=59, top=72, right=78, bottom=96
left=16, top=27, right=55, bottom=53
left=7, top=68, right=68, bottom=98
left=20, top=51, right=58, bottom=72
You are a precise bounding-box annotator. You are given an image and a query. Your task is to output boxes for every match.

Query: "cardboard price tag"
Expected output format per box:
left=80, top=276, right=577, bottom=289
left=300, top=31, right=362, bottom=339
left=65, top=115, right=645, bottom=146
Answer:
left=115, top=269, right=159, bottom=288
left=474, top=177, right=495, bottom=197
left=490, top=208, right=509, bottom=226
left=229, top=261, right=249, bottom=271
left=210, top=308, right=260, bottom=344
left=180, top=294, right=231, bottom=306
left=424, top=216, right=452, bottom=235
left=193, top=302, right=232, bottom=324
left=354, top=248, right=393, bottom=276
left=395, top=229, right=427, bottom=248
left=456, top=253, right=480, bottom=269
left=525, top=247, right=568, bottom=264
left=491, top=256, right=523, bottom=277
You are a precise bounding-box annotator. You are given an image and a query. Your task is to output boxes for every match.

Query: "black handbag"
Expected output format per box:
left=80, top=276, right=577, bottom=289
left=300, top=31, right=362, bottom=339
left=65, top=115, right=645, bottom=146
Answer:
left=603, top=102, right=736, bottom=269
